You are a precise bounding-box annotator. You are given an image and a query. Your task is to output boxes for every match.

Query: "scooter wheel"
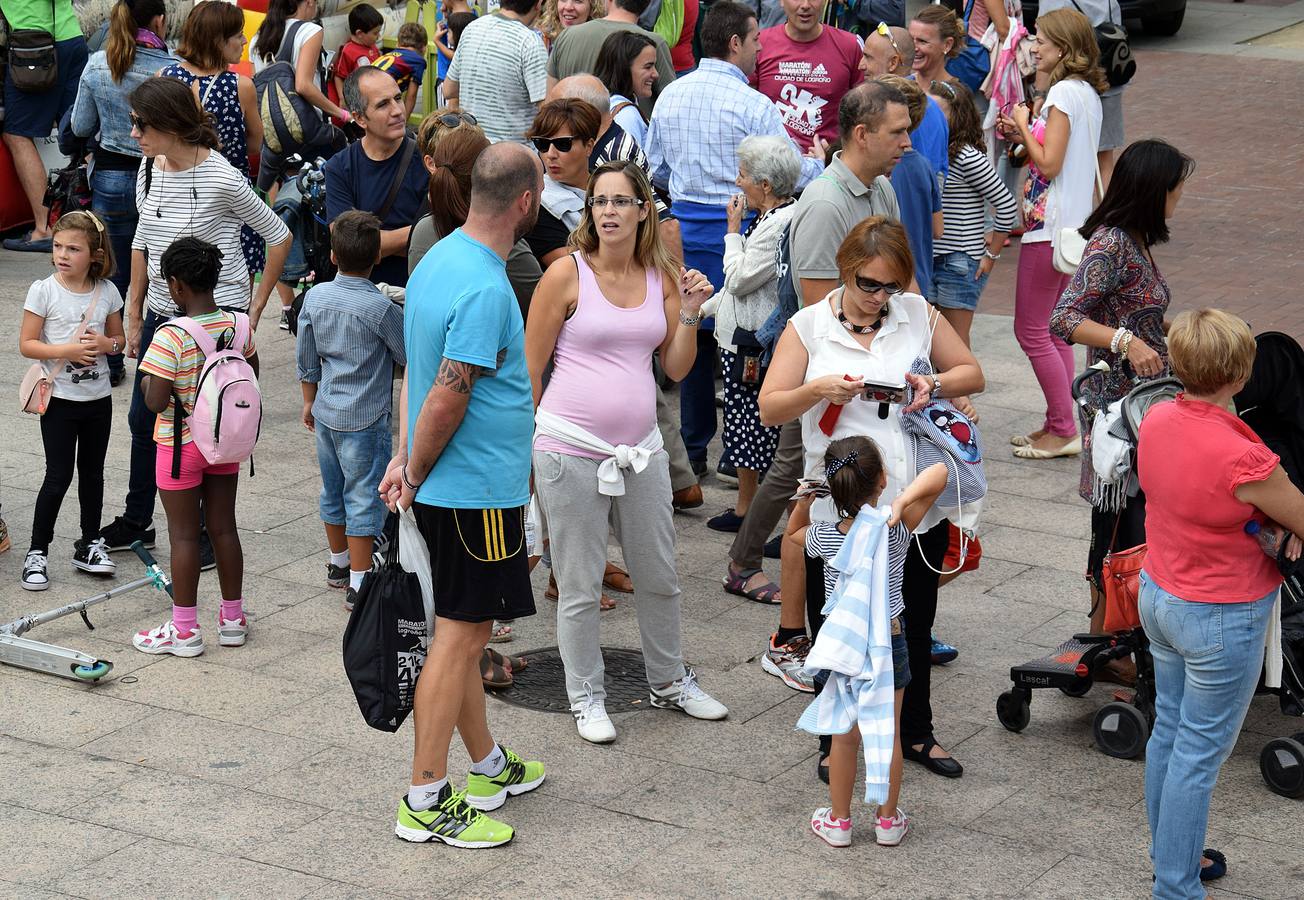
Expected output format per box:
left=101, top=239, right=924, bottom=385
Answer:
left=1093, top=701, right=1149, bottom=759
left=72, top=660, right=113, bottom=681
left=996, top=690, right=1030, bottom=733
left=1260, top=737, right=1304, bottom=799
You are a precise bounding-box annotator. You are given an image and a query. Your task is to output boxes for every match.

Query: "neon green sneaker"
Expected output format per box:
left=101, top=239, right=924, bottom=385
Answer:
left=465, top=746, right=546, bottom=811
left=394, top=784, right=514, bottom=848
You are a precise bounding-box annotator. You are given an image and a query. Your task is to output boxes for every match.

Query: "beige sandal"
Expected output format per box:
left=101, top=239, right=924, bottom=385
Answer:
left=1012, top=437, right=1082, bottom=459
left=1009, top=430, right=1047, bottom=447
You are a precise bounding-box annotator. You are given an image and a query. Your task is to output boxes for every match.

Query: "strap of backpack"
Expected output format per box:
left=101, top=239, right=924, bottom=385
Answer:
left=375, top=137, right=416, bottom=222
left=144, top=157, right=154, bottom=197
left=610, top=100, right=637, bottom=120
left=166, top=316, right=220, bottom=359
left=171, top=391, right=187, bottom=479
left=276, top=20, right=308, bottom=65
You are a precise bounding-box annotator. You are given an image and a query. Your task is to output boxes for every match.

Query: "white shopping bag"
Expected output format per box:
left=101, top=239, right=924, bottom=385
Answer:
left=397, top=503, right=436, bottom=648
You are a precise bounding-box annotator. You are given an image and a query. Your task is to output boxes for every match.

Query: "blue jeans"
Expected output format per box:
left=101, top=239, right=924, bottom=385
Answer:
left=1138, top=571, right=1277, bottom=899
left=316, top=416, right=391, bottom=539
left=931, top=250, right=989, bottom=312
left=91, top=165, right=138, bottom=373
left=672, top=200, right=731, bottom=462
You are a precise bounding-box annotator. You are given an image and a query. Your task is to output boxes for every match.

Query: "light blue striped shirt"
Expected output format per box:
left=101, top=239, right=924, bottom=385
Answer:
left=645, top=58, right=823, bottom=206
left=295, top=275, right=406, bottom=432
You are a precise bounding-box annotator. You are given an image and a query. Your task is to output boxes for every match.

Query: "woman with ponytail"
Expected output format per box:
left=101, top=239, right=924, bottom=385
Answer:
left=71, top=0, right=176, bottom=384
left=908, top=5, right=964, bottom=89
left=93, top=77, right=292, bottom=561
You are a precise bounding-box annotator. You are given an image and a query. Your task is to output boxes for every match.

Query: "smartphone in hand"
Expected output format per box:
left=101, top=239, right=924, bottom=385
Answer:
left=862, top=381, right=908, bottom=404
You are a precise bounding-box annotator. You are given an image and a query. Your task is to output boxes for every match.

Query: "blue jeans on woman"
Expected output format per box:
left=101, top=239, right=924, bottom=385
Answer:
left=91, top=166, right=138, bottom=376
left=1138, top=571, right=1277, bottom=899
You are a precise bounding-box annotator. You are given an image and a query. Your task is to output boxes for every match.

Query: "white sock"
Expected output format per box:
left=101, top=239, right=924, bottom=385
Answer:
left=329, top=549, right=348, bottom=567
left=349, top=569, right=367, bottom=591
left=469, top=744, right=505, bottom=776
left=407, top=778, right=447, bottom=811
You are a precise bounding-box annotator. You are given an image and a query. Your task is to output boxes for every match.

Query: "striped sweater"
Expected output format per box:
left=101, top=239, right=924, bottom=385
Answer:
left=934, top=145, right=1019, bottom=260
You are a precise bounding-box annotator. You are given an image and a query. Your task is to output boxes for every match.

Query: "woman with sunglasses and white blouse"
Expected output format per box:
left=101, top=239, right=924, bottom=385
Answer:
left=526, top=159, right=728, bottom=745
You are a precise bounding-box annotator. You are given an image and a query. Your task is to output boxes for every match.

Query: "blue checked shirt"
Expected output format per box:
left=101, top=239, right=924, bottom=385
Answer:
left=646, top=58, right=824, bottom=206
left=295, top=275, right=406, bottom=432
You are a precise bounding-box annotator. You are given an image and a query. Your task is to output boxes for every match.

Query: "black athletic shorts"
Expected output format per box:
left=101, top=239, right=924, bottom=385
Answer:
left=412, top=502, right=537, bottom=624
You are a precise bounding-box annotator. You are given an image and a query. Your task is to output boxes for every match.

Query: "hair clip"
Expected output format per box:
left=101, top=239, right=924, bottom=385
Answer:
left=825, top=450, right=858, bottom=479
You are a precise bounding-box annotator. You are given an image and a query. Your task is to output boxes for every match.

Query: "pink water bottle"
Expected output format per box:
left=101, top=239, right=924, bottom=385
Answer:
left=1244, top=519, right=1285, bottom=558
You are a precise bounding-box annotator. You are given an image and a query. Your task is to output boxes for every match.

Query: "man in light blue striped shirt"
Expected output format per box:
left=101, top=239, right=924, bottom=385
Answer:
left=296, top=211, right=406, bottom=604
left=645, top=0, right=825, bottom=472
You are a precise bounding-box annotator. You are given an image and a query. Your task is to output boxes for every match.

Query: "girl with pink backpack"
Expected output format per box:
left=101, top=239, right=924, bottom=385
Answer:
left=134, top=238, right=262, bottom=657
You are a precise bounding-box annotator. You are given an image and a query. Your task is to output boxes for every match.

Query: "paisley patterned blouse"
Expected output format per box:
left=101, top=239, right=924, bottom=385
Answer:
left=1050, top=225, right=1171, bottom=502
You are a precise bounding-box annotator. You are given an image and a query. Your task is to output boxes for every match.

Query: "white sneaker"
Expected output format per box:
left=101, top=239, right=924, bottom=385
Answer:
left=21, top=550, right=49, bottom=591
left=649, top=668, right=728, bottom=720
left=218, top=615, right=249, bottom=647
left=875, top=808, right=909, bottom=846
left=132, top=620, right=205, bottom=657
left=811, top=807, right=852, bottom=848
left=571, top=683, right=616, bottom=743
left=72, top=537, right=116, bottom=575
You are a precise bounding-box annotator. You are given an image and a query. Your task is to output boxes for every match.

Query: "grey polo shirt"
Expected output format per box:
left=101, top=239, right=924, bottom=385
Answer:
left=788, top=152, right=900, bottom=293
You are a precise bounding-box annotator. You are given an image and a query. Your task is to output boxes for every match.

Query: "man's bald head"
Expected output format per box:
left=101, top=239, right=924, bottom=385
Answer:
left=888, top=27, right=914, bottom=75
left=859, top=26, right=914, bottom=78
left=550, top=74, right=611, bottom=111
left=471, top=142, right=543, bottom=238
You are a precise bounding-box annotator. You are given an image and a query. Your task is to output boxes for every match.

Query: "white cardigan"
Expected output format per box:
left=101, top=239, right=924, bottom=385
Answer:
left=705, top=202, right=796, bottom=353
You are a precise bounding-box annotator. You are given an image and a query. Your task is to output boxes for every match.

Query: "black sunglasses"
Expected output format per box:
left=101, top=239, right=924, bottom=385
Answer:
left=930, top=80, right=958, bottom=101
left=435, top=111, right=477, bottom=129
left=130, top=112, right=148, bottom=131
left=531, top=135, right=576, bottom=154
left=854, top=275, right=903, bottom=297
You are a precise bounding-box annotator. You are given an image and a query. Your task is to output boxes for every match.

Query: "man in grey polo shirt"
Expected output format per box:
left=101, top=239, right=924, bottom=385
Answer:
left=725, top=80, right=911, bottom=689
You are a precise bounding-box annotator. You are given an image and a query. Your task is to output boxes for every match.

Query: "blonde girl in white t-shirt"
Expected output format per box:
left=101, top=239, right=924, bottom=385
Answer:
left=18, top=211, right=127, bottom=591
left=998, top=8, right=1104, bottom=461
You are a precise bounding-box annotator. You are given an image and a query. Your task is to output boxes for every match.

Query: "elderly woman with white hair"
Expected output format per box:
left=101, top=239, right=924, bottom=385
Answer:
left=704, top=135, right=802, bottom=534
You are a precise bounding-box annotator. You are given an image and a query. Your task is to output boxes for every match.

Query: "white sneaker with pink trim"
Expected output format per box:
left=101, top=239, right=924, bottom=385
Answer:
left=810, top=807, right=852, bottom=847
left=875, top=808, right=909, bottom=846
left=218, top=615, right=248, bottom=647
left=132, top=621, right=205, bottom=657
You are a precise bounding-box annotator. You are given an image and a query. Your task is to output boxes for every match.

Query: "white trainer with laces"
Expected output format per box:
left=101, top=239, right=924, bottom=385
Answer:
left=649, top=668, right=728, bottom=720
left=218, top=615, right=249, bottom=647
left=572, top=683, right=616, bottom=743
left=875, top=808, right=909, bottom=846
left=811, top=807, right=852, bottom=848
left=133, top=621, right=205, bottom=657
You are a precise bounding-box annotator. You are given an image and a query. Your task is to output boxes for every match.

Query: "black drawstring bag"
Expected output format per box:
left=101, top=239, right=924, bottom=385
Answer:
left=342, top=513, right=429, bottom=732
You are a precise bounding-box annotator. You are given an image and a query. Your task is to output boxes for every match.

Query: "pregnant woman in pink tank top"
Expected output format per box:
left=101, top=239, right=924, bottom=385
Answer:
left=526, top=160, right=729, bottom=744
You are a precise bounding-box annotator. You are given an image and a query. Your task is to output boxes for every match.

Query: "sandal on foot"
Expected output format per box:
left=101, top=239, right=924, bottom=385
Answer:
left=486, top=647, right=528, bottom=675
left=1009, top=430, right=1047, bottom=447
left=603, top=562, right=633, bottom=594
left=722, top=567, right=781, bottom=605
left=546, top=574, right=617, bottom=610
left=480, top=649, right=513, bottom=689
left=1199, top=848, right=1227, bottom=881
left=489, top=621, right=513, bottom=643
left=1013, top=437, right=1081, bottom=459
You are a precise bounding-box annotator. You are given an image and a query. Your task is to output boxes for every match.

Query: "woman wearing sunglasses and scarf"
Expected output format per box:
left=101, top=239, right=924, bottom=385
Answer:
left=760, top=217, right=984, bottom=780
left=523, top=98, right=605, bottom=270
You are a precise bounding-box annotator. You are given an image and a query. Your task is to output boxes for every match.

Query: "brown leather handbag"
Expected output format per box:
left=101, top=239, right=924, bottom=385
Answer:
left=1102, top=543, right=1146, bottom=633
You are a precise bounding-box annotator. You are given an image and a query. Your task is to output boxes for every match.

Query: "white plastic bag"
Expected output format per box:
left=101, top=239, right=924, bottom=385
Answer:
left=397, top=503, right=436, bottom=648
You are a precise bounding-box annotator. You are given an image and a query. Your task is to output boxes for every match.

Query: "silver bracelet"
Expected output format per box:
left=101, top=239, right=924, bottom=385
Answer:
left=1110, top=327, right=1128, bottom=354
left=679, top=311, right=702, bottom=327
left=931, top=374, right=942, bottom=397
left=983, top=248, right=1001, bottom=261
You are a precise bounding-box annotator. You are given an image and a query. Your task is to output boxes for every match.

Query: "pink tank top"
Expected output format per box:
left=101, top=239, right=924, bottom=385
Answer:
left=535, top=252, right=667, bottom=459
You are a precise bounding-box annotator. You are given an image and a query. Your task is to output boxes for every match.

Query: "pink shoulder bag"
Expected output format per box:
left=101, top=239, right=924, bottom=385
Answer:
left=19, top=284, right=102, bottom=415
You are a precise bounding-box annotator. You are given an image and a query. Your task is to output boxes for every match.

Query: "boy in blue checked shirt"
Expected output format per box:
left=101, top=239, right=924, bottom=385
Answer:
left=296, top=210, right=406, bottom=610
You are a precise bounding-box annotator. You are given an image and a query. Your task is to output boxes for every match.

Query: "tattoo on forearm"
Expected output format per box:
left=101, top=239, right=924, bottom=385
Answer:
left=433, top=358, right=491, bottom=394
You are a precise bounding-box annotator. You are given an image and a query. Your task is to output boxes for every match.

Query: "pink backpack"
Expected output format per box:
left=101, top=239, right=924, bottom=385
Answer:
left=166, top=313, right=262, bottom=477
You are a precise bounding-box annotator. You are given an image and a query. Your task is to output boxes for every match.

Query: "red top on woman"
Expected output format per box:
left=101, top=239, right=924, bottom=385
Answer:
left=1138, top=395, right=1282, bottom=603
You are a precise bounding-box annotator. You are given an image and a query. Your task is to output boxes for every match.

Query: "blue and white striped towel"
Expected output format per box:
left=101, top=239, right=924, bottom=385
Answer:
left=796, top=504, right=896, bottom=805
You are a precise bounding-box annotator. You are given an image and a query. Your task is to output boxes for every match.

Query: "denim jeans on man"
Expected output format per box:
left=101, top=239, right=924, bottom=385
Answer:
left=1138, top=571, right=1277, bottom=899
left=91, top=166, right=137, bottom=374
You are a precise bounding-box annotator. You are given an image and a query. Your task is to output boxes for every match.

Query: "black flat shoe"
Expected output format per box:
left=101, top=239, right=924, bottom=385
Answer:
left=816, top=755, right=829, bottom=784
left=1199, top=848, right=1227, bottom=881
left=903, top=738, right=964, bottom=778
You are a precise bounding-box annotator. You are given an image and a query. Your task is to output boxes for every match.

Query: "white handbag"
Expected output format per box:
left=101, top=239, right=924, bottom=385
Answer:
left=1053, top=157, right=1106, bottom=275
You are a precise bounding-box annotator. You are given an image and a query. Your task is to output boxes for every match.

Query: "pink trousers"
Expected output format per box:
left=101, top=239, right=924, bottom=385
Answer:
left=1015, top=241, right=1077, bottom=438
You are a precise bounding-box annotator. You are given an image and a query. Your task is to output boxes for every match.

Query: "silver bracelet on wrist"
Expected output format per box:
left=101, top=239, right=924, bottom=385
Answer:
left=679, top=311, right=702, bottom=327
left=983, top=248, right=1001, bottom=261
left=930, top=373, right=942, bottom=398
left=1110, top=327, right=1129, bottom=354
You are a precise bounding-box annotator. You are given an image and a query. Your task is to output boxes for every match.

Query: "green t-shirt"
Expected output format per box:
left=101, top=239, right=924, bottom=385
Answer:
left=0, top=0, right=83, bottom=42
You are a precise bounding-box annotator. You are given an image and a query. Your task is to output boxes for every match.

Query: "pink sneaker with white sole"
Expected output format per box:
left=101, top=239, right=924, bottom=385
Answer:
left=132, top=621, right=205, bottom=657
left=810, top=807, right=852, bottom=847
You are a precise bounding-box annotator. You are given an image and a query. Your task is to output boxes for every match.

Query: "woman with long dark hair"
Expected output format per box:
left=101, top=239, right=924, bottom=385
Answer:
left=70, top=0, right=175, bottom=383
left=1050, top=138, right=1194, bottom=648
left=592, top=30, right=659, bottom=147
left=95, top=76, right=291, bottom=556
left=162, top=0, right=265, bottom=279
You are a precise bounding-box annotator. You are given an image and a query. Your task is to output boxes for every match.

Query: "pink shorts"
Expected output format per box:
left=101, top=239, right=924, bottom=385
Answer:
left=156, top=442, right=240, bottom=491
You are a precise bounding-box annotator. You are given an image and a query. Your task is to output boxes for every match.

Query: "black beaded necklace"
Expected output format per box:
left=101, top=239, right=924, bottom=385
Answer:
left=837, top=302, right=889, bottom=335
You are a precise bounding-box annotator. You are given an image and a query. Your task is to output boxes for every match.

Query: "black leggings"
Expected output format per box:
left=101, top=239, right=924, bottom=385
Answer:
left=30, top=395, right=113, bottom=553
left=900, top=520, right=952, bottom=748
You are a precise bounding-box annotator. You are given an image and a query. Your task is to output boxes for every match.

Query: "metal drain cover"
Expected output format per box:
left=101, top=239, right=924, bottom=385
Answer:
left=487, top=646, right=653, bottom=714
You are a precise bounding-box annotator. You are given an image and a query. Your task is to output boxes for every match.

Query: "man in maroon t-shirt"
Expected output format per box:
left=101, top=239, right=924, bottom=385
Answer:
left=750, top=0, right=864, bottom=152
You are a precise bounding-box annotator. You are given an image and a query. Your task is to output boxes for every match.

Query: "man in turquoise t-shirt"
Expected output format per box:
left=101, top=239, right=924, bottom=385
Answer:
left=380, top=142, right=547, bottom=849
left=1, top=0, right=88, bottom=252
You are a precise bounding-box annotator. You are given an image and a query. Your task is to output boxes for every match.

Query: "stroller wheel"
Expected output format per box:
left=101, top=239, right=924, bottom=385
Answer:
left=1059, top=676, right=1092, bottom=698
left=1093, top=701, right=1149, bottom=759
left=996, top=690, right=1031, bottom=733
left=1260, top=737, right=1304, bottom=799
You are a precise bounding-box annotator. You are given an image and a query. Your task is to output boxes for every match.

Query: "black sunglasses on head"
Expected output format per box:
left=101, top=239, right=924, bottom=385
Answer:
left=531, top=135, right=575, bottom=154
left=435, top=111, right=477, bottom=129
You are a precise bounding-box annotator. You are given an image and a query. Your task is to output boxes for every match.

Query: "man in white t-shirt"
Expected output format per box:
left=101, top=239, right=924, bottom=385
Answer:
left=444, top=0, right=549, bottom=144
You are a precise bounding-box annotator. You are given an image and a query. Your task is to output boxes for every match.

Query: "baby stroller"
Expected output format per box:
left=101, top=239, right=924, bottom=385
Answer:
left=996, top=363, right=1182, bottom=760
left=1236, top=331, right=1304, bottom=798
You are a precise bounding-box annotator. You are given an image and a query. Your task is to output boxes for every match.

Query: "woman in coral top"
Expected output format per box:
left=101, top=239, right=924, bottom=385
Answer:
left=1136, top=308, right=1304, bottom=899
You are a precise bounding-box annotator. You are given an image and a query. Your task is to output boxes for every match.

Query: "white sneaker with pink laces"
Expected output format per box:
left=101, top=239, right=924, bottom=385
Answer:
left=810, top=807, right=852, bottom=847
left=132, top=621, right=205, bottom=657
left=218, top=615, right=248, bottom=647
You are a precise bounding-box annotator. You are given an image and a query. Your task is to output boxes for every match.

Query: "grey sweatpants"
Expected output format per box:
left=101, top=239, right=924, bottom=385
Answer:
left=728, top=419, right=804, bottom=570
left=533, top=448, right=686, bottom=705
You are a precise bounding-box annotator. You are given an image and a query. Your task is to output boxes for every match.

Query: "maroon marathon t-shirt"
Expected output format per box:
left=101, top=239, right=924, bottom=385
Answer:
left=751, top=25, right=864, bottom=151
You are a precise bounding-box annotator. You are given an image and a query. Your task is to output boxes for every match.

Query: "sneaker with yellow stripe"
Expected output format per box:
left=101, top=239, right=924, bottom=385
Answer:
left=394, top=784, right=513, bottom=848
left=465, top=746, right=545, bottom=811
